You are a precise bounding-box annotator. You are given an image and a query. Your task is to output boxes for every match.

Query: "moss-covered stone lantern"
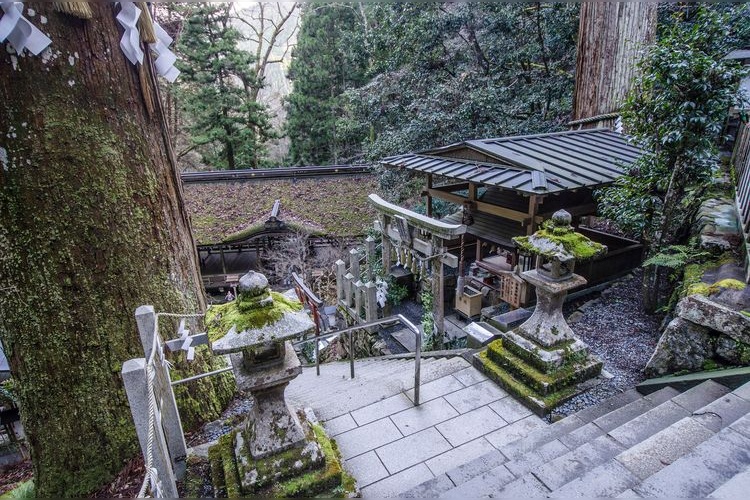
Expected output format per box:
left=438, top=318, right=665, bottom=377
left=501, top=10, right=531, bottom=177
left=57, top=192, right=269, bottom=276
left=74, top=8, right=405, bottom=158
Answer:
left=200, top=272, right=354, bottom=496
left=208, top=271, right=315, bottom=458
left=474, top=211, right=607, bottom=415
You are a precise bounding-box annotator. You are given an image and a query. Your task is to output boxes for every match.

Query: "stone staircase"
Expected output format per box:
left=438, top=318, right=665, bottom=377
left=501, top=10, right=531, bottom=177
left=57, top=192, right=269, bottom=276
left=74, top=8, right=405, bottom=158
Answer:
left=287, top=354, right=471, bottom=421
left=400, top=379, right=750, bottom=498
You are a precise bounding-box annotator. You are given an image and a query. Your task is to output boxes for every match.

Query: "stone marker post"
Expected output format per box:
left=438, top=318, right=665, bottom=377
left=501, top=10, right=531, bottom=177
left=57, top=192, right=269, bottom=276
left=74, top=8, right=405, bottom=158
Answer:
left=122, top=359, right=179, bottom=498
left=134, top=305, right=188, bottom=478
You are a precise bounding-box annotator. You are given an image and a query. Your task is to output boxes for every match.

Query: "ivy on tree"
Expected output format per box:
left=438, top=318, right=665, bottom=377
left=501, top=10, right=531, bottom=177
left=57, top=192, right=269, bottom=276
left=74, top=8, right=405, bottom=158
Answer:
left=176, top=2, right=275, bottom=169
left=598, top=5, right=749, bottom=312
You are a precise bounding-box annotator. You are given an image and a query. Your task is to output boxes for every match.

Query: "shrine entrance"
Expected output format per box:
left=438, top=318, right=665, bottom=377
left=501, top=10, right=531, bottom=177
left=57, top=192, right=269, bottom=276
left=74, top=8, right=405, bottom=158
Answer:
left=368, top=194, right=466, bottom=347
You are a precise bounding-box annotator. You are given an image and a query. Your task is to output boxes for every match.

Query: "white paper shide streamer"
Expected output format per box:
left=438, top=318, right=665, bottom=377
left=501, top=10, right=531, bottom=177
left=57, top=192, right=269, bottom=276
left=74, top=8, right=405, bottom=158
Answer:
left=116, top=1, right=143, bottom=65
left=150, top=21, right=179, bottom=83
left=176, top=319, right=195, bottom=361
left=0, top=1, right=52, bottom=55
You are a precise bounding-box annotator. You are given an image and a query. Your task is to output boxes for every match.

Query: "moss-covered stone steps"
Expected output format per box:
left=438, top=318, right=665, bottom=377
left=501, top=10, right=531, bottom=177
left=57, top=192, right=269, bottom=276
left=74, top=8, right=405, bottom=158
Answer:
left=474, top=350, right=579, bottom=416
left=474, top=333, right=603, bottom=416
left=486, top=341, right=602, bottom=396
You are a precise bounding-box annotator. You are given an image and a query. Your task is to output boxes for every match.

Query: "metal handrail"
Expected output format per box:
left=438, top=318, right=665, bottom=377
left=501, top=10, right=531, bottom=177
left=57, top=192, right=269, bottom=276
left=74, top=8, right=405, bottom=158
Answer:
left=292, top=314, right=422, bottom=405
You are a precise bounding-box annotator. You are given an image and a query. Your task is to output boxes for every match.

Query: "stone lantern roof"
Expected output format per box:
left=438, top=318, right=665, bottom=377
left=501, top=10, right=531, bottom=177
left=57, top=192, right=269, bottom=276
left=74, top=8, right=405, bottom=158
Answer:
left=513, top=210, right=607, bottom=264
left=207, top=271, right=315, bottom=354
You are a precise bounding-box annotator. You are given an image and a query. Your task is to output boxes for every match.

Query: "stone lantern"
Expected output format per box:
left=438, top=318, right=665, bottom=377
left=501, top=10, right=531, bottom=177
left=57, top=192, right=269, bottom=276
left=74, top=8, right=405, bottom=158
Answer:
left=209, top=271, right=315, bottom=458
left=475, top=210, right=608, bottom=415
left=512, top=210, right=606, bottom=348
left=203, top=271, right=349, bottom=495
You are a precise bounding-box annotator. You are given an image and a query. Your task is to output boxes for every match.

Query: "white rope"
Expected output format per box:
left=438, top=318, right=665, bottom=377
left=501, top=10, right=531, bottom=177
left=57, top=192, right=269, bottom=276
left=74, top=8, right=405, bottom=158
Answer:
left=136, top=311, right=205, bottom=498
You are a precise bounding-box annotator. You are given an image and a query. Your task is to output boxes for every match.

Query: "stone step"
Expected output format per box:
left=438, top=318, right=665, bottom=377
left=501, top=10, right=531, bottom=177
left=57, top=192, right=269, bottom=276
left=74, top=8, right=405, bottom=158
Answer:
left=399, top=388, right=652, bottom=497
left=290, top=360, right=413, bottom=402
left=289, top=357, right=472, bottom=421
left=634, top=419, right=750, bottom=497
left=400, top=381, right=727, bottom=498
left=710, top=463, right=750, bottom=498
left=502, top=382, right=724, bottom=494
left=503, top=386, right=677, bottom=461
left=548, top=381, right=729, bottom=497
left=614, top=416, right=716, bottom=482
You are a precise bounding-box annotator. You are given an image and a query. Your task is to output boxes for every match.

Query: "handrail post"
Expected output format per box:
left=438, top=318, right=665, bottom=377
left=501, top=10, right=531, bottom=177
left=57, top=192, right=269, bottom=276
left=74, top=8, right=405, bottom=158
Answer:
left=414, top=324, right=421, bottom=406
left=349, top=329, right=355, bottom=379
left=315, top=337, right=320, bottom=376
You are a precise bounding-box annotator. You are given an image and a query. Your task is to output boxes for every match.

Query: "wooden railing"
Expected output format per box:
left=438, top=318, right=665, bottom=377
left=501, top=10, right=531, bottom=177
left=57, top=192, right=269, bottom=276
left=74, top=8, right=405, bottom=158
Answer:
left=732, top=120, right=750, bottom=281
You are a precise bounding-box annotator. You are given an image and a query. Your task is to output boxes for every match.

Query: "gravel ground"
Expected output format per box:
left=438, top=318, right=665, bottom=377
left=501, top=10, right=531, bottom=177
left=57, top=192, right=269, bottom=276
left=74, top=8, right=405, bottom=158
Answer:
left=185, top=396, right=253, bottom=447
left=553, top=269, right=663, bottom=419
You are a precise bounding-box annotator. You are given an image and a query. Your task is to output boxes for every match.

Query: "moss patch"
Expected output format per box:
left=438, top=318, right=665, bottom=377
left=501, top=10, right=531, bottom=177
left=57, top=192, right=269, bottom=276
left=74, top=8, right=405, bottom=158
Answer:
left=183, top=176, right=378, bottom=245
left=486, top=341, right=601, bottom=396
left=219, top=433, right=242, bottom=498
left=269, top=424, right=346, bottom=497
left=687, top=278, right=746, bottom=297
left=476, top=351, right=577, bottom=415
left=206, top=291, right=303, bottom=341
left=680, top=252, right=738, bottom=298
left=208, top=444, right=226, bottom=498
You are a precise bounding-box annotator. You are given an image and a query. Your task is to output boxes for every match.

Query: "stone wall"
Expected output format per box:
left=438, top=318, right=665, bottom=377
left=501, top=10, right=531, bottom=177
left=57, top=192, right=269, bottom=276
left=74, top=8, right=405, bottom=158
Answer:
left=645, top=189, right=750, bottom=377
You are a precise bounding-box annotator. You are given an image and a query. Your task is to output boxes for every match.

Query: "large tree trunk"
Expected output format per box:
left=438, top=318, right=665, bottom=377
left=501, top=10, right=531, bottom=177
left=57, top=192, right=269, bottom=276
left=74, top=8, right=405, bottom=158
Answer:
left=572, top=1, right=657, bottom=128
left=0, top=4, right=232, bottom=496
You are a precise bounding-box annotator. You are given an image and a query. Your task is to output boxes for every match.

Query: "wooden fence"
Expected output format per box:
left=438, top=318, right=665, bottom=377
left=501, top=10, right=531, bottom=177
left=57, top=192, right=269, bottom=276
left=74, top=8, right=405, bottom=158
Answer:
left=732, top=120, right=750, bottom=282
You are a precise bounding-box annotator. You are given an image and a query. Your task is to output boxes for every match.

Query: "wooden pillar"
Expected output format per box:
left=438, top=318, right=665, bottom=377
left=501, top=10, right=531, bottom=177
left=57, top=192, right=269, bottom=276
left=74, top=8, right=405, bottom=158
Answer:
left=527, top=195, right=540, bottom=235
left=468, top=182, right=477, bottom=202
left=219, top=246, right=227, bottom=275
left=427, top=175, right=434, bottom=218
left=431, top=235, right=445, bottom=349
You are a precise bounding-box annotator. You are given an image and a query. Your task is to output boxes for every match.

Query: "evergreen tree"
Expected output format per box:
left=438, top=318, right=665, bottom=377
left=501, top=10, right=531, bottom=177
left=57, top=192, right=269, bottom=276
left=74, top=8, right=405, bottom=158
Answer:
left=285, top=4, right=368, bottom=165
left=598, top=6, right=748, bottom=312
left=286, top=2, right=578, bottom=190
left=176, top=2, right=274, bottom=169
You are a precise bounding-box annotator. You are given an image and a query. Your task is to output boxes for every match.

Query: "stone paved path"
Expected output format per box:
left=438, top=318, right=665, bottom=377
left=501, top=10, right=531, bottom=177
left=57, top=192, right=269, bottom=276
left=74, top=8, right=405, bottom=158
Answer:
left=316, top=362, right=547, bottom=496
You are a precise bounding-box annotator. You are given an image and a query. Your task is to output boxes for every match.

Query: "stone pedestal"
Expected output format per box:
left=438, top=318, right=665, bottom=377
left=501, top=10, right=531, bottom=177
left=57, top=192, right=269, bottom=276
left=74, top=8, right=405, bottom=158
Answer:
left=229, top=342, right=306, bottom=458
left=517, top=270, right=586, bottom=347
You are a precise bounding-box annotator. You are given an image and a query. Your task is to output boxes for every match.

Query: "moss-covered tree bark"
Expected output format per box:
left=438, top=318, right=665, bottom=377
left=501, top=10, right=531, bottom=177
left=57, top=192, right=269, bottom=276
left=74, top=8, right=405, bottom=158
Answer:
left=0, top=3, right=233, bottom=496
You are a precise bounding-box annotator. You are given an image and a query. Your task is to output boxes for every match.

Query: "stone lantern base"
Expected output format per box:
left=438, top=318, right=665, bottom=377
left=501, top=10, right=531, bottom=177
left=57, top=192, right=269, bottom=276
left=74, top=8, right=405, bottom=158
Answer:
left=203, top=409, right=357, bottom=497
left=474, top=271, right=603, bottom=416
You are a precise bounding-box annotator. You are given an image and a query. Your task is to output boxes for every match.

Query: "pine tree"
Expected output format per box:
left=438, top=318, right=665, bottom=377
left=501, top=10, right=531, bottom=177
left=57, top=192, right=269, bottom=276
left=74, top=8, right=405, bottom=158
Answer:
left=176, top=2, right=274, bottom=169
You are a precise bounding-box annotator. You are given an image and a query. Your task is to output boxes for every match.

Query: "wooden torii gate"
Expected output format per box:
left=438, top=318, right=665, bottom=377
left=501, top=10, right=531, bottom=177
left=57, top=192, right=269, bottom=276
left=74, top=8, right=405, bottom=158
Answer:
left=369, top=194, right=466, bottom=346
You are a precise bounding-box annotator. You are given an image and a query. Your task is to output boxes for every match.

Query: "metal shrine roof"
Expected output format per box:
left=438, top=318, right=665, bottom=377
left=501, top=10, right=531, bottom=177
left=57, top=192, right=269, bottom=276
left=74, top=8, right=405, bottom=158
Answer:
left=381, top=129, right=642, bottom=195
